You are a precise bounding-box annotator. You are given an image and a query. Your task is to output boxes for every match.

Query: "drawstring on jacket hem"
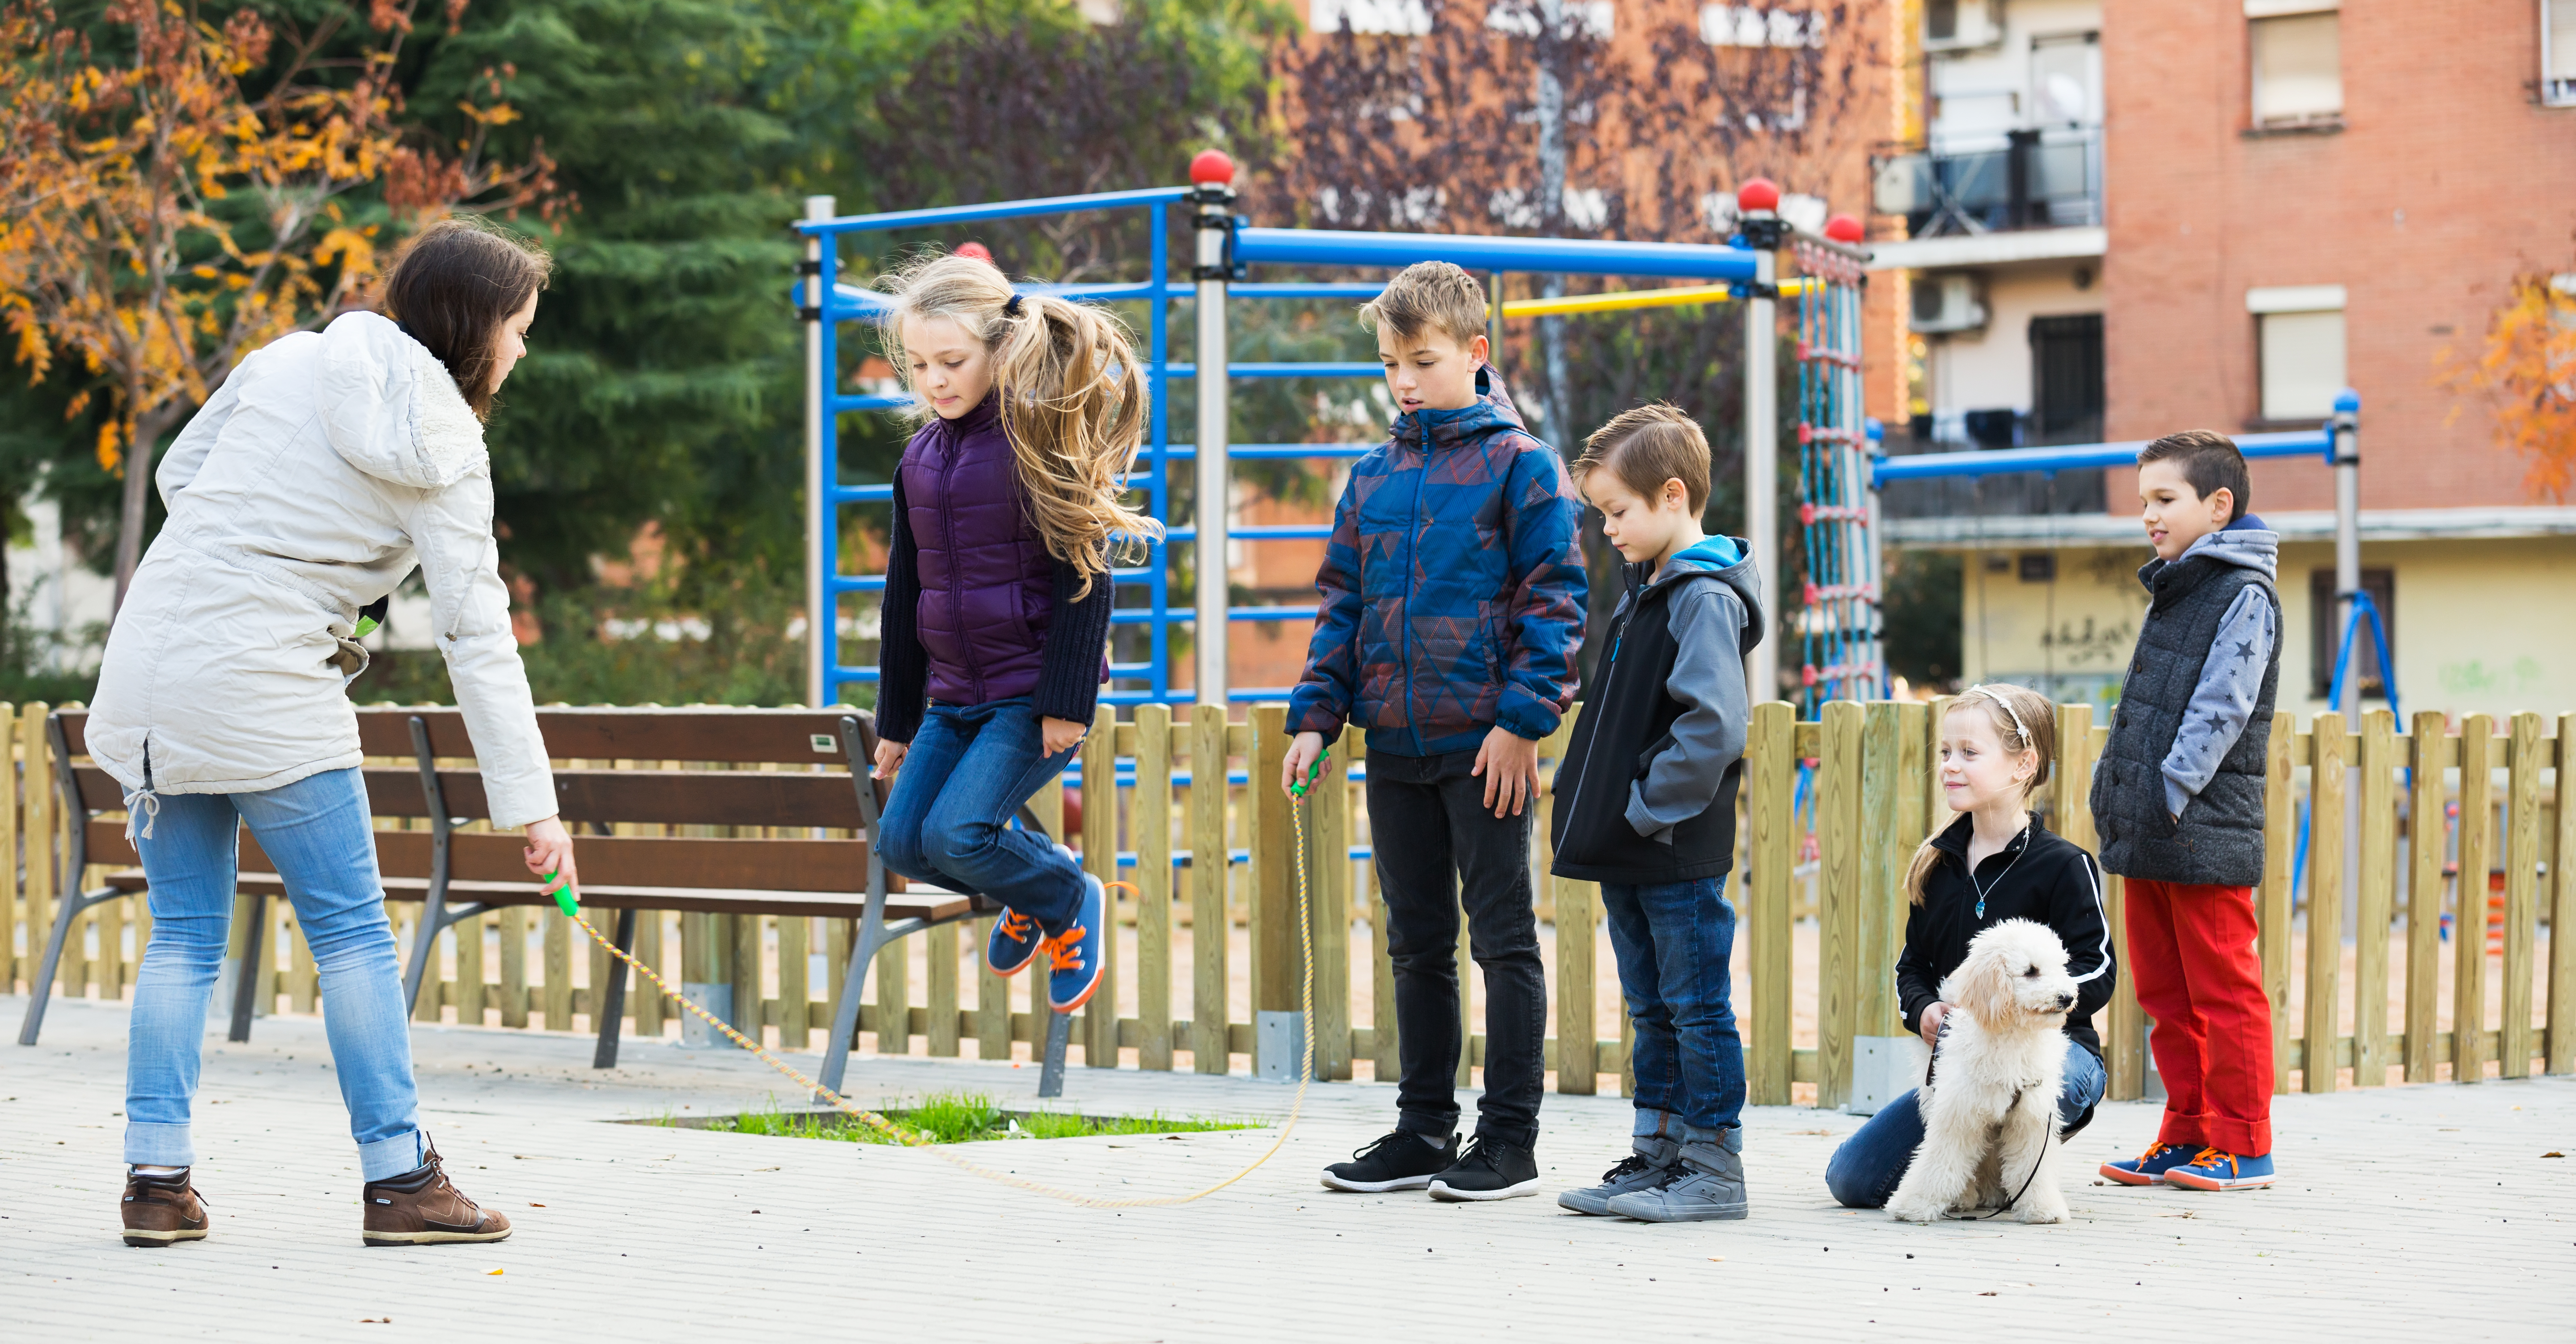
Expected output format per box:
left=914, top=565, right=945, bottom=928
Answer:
left=123, top=785, right=159, bottom=843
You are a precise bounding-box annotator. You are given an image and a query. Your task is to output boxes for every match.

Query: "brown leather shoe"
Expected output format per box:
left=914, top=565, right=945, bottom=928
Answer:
left=360, top=1145, right=512, bottom=1247
left=121, top=1169, right=209, bottom=1247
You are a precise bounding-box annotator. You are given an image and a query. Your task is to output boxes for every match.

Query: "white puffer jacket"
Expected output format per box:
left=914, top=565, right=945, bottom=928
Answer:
left=88, top=311, right=557, bottom=828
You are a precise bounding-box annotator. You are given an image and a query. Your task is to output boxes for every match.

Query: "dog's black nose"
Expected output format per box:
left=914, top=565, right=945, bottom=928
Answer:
left=2054, top=993, right=2075, bottom=1010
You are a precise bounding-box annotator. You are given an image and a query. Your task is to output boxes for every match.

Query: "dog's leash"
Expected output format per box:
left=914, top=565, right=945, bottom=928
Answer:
left=1948, top=1081, right=2050, bottom=1221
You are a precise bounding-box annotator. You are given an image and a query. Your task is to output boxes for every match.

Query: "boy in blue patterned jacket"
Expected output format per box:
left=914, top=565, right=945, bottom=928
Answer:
left=1286, top=261, right=1589, bottom=1203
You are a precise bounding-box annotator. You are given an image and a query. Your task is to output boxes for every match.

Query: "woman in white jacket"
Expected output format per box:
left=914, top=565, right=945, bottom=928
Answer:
left=92, top=219, right=579, bottom=1249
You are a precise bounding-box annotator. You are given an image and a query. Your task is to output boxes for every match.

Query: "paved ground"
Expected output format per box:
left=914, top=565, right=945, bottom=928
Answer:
left=3, top=993, right=2569, bottom=1341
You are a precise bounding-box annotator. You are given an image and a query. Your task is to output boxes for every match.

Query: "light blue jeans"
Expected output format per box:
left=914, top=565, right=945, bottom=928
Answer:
left=124, top=766, right=429, bottom=1179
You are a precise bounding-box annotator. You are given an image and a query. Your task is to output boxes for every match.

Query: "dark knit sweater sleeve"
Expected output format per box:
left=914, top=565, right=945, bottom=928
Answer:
left=873, top=475, right=928, bottom=744
left=1032, top=555, right=1114, bottom=727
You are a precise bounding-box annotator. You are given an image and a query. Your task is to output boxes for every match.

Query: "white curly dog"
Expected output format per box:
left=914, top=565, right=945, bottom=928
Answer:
left=1887, top=919, right=2080, bottom=1225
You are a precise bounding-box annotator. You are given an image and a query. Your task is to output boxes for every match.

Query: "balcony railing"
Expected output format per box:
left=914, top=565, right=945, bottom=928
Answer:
left=1872, top=127, right=2102, bottom=237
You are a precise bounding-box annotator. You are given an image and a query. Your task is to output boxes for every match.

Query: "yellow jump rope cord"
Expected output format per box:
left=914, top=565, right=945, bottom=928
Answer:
left=558, top=787, right=1318, bottom=1209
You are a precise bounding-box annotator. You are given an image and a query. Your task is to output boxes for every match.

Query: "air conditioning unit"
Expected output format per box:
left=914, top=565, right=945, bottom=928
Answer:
left=1922, top=0, right=2000, bottom=52
left=1873, top=154, right=1931, bottom=216
left=1910, top=274, right=1987, bottom=334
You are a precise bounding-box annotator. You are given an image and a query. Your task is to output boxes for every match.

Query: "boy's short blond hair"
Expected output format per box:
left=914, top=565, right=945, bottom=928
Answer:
left=1574, top=403, right=1712, bottom=513
left=1357, top=261, right=1490, bottom=348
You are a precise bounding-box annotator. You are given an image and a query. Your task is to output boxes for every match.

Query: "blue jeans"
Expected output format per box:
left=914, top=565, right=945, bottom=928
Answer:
left=878, top=696, right=1085, bottom=932
left=1824, top=1038, right=2108, bottom=1209
left=1601, top=875, right=1746, bottom=1140
left=124, top=767, right=429, bottom=1180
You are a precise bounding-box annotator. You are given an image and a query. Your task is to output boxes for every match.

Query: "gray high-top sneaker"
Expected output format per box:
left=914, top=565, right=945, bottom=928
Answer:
left=1557, top=1136, right=1679, bottom=1215
left=1604, top=1127, right=1747, bottom=1222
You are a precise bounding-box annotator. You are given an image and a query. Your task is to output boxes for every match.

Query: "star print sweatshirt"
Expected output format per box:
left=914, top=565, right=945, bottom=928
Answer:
left=2155, top=524, right=2278, bottom=820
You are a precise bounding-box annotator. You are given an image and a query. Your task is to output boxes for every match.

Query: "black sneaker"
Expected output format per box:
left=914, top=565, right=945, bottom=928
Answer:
left=1322, top=1129, right=1459, bottom=1193
left=1427, top=1135, right=1541, bottom=1202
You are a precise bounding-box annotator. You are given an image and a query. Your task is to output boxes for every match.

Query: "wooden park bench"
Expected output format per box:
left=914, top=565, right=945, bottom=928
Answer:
left=17, top=706, right=1079, bottom=1096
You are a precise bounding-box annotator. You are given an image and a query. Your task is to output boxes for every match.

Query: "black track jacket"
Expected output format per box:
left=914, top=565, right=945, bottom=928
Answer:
left=1894, top=812, right=2118, bottom=1064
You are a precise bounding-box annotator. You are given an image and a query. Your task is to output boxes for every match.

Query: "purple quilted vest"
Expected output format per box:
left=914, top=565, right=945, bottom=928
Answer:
left=898, top=394, right=1068, bottom=705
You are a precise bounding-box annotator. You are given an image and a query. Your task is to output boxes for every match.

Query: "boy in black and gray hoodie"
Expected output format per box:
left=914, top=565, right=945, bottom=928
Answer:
left=2092, top=430, right=2283, bottom=1192
left=1549, top=405, right=1764, bottom=1222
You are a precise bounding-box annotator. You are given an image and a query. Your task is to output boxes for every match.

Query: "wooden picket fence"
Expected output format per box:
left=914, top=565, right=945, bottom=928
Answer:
left=8, top=699, right=2568, bottom=1104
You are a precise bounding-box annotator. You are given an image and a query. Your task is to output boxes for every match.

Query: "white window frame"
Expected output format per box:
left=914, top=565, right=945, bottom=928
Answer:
left=2246, top=0, right=2343, bottom=128
left=2546, top=0, right=2576, bottom=107
left=2249, top=285, right=2347, bottom=423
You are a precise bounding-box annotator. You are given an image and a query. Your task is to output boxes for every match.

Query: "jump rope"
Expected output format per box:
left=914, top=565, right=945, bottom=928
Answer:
left=542, top=756, right=1330, bottom=1209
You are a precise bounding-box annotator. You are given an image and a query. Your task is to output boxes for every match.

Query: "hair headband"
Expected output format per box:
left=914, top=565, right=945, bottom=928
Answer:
left=1004, top=293, right=1024, bottom=317
left=1962, top=684, right=2029, bottom=745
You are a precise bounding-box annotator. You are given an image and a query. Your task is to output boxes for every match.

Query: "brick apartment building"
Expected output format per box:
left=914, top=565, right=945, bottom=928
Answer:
left=1879, top=0, right=2576, bottom=719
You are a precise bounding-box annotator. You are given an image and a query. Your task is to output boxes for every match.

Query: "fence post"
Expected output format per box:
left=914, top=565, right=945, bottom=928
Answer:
left=1135, top=705, right=1175, bottom=1072
left=22, top=703, right=52, bottom=999
left=1549, top=709, right=1598, bottom=1096
left=1190, top=704, right=1231, bottom=1074
left=2406, top=712, right=2449, bottom=1082
left=2305, top=713, right=2346, bottom=1092
left=2549, top=714, right=2576, bottom=1076
left=1249, top=705, right=1296, bottom=1077
left=1082, top=704, right=1119, bottom=1068
left=2354, top=709, right=2398, bottom=1086
left=927, top=920, right=960, bottom=1058
left=2502, top=711, right=2543, bottom=1079
left=1747, top=702, right=1795, bottom=1106
left=1816, top=700, right=1864, bottom=1109
left=2455, top=713, right=2495, bottom=1081
left=1854, top=702, right=1903, bottom=1047
left=2258, top=712, right=2295, bottom=1094
left=1311, top=726, right=1353, bottom=1081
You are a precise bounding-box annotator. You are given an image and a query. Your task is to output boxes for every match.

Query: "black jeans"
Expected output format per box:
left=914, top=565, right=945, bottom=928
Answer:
left=1368, top=748, right=1546, bottom=1150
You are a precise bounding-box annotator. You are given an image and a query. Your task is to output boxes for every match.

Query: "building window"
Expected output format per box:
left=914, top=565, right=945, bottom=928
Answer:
left=2247, top=2, right=2342, bottom=127
left=2028, top=313, right=2105, bottom=445
left=2249, top=284, right=2347, bottom=421
left=1310, top=0, right=1432, bottom=35
left=2548, top=0, right=2576, bottom=106
left=2309, top=568, right=2395, bottom=700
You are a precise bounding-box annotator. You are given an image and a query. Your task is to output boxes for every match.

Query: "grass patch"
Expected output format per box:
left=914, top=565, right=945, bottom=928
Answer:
left=643, top=1091, right=1255, bottom=1145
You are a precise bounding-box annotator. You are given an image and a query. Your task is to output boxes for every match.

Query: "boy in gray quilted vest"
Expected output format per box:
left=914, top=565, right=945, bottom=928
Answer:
left=2091, top=430, right=2281, bottom=1193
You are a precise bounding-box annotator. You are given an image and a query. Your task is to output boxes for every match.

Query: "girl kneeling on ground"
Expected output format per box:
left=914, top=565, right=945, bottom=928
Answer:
left=93, top=220, right=576, bottom=1248
left=1824, top=683, right=2118, bottom=1208
left=868, top=253, right=1157, bottom=1019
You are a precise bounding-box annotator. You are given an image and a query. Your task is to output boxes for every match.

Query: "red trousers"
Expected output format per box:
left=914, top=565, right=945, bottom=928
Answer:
left=2125, top=878, right=2275, bottom=1156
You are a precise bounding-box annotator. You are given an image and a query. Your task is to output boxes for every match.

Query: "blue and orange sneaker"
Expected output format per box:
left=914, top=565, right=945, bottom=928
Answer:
left=1044, top=874, right=1107, bottom=1014
left=2163, top=1147, right=2274, bottom=1191
left=985, top=909, right=1046, bottom=977
left=2099, top=1141, right=2199, bottom=1186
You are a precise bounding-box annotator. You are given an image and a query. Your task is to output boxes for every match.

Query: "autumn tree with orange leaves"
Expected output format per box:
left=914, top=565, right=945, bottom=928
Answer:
left=2454, top=268, right=2576, bottom=501
left=0, top=0, right=561, bottom=606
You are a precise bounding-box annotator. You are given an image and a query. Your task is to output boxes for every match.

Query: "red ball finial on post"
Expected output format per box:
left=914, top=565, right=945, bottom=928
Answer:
left=1189, top=150, right=1237, bottom=186
left=1824, top=213, right=1864, bottom=243
left=954, top=241, right=995, bottom=264
left=1736, top=177, right=1781, bottom=213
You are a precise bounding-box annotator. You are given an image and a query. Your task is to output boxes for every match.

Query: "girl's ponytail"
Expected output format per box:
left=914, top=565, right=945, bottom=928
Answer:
left=992, top=293, right=1158, bottom=598
left=877, top=253, right=1161, bottom=599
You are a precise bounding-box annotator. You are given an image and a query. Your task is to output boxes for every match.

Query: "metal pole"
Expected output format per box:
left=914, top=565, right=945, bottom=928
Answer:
left=802, top=194, right=834, bottom=709
left=1742, top=224, right=1780, bottom=703
left=2331, top=388, right=2361, bottom=721
left=1192, top=174, right=1235, bottom=706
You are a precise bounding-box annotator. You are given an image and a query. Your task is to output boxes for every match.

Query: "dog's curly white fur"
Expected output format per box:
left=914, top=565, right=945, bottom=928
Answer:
left=1886, top=920, right=2079, bottom=1225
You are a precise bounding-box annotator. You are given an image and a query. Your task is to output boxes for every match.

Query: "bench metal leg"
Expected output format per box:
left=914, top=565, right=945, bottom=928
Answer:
left=592, top=909, right=638, bottom=1069
left=818, top=919, right=877, bottom=1099
left=1037, top=1008, right=1074, bottom=1099
left=226, top=894, right=268, bottom=1043
left=401, top=889, right=449, bottom=1019
left=16, top=887, right=116, bottom=1046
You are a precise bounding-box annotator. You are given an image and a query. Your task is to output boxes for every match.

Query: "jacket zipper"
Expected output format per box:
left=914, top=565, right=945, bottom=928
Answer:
left=936, top=425, right=984, bottom=702
left=1402, top=417, right=1429, bottom=755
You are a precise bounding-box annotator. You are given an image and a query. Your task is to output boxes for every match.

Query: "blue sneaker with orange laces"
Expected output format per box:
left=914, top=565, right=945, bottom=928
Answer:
left=985, top=909, right=1046, bottom=977
left=2099, top=1141, right=2199, bottom=1187
left=1044, top=874, right=1107, bottom=1014
left=2163, top=1147, right=2274, bottom=1191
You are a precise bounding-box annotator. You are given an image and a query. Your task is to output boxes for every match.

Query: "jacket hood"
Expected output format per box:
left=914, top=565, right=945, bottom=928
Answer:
left=2139, top=515, right=2279, bottom=590
left=1633, top=533, right=1765, bottom=650
left=1389, top=364, right=1527, bottom=452
left=315, top=310, right=487, bottom=490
